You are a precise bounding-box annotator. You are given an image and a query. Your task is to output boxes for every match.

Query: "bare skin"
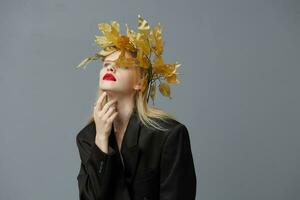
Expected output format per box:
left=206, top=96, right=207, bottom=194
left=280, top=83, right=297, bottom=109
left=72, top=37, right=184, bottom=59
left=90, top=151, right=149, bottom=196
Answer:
left=93, top=91, right=118, bottom=153
left=93, top=50, right=143, bottom=153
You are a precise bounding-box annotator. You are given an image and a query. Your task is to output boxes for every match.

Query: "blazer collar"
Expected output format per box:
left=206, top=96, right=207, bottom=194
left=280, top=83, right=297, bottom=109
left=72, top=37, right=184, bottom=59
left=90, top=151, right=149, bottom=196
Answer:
left=109, top=109, right=141, bottom=185
left=109, top=109, right=141, bottom=152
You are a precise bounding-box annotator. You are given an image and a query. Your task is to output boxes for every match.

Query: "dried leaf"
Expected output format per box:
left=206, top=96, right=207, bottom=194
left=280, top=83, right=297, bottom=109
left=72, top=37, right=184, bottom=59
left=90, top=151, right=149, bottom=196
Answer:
left=159, top=82, right=171, bottom=98
left=137, top=14, right=150, bottom=36
left=150, top=22, right=163, bottom=55
left=166, top=73, right=180, bottom=84
left=75, top=55, right=99, bottom=69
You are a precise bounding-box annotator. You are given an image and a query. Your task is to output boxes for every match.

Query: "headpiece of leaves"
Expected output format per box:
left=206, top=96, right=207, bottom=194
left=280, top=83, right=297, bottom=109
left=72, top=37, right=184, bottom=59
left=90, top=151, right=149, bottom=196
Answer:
left=76, top=14, right=181, bottom=105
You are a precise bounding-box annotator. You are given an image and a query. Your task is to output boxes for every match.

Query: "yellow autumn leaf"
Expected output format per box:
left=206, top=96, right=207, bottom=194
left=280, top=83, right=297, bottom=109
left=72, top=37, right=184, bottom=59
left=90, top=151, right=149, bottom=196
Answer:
left=116, top=35, right=135, bottom=52
left=98, top=21, right=120, bottom=36
left=166, top=73, right=180, bottom=84
left=152, top=55, right=164, bottom=74
left=136, top=50, right=150, bottom=69
left=135, top=32, right=151, bottom=55
left=95, top=35, right=112, bottom=48
left=99, top=46, right=118, bottom=57
left=115, top=57, right=138, bottom=68
left=110, top=21, right=120, bottom=33
left=125, top=24, right=138, bottom=47
left=152, top=56, right=177, bottom=78
left=97, top=22, right=120, bottom=45
left=97, top=23, right=110, bottom=32
left=164, top=63, right=177, bottom=76
left=159, top=82, right=171, bottom=98
left=75, top=54, right=99, bottom=69
left=150, top=22, right=163, bottom=56
left=137, top=14, right=150, bottom=37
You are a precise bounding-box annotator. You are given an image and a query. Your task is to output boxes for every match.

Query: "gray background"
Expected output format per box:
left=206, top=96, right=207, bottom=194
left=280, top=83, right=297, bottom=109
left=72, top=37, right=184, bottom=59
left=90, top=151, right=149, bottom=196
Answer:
left=0, top=0, right=299, bottom=199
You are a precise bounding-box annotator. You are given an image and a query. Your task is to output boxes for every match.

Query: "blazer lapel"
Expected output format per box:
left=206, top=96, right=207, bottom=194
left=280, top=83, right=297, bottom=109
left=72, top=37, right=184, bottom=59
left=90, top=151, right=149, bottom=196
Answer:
left=110, top=110, right=141, bottom=186
left=121, top=110, right=141, bottom=185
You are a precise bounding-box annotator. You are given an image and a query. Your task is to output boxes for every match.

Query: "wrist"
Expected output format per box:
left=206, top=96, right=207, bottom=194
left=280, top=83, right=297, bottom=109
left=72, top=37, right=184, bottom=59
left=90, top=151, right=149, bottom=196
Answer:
left=95, top=134, right=109, bottom=141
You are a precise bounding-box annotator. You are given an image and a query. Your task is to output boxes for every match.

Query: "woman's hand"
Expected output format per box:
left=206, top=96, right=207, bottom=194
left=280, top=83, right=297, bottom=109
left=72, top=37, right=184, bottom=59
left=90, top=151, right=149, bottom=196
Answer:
left=93, top=91, right=118, bottom=153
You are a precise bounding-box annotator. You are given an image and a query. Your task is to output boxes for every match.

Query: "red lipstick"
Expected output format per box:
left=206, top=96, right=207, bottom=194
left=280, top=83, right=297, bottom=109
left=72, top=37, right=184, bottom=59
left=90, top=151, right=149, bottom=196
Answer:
left=103, top=73, right=116, bottom=81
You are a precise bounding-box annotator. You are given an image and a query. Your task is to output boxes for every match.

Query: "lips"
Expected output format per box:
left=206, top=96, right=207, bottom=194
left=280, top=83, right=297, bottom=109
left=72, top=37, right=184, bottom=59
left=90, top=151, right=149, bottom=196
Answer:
left=103, top=73, right=116, bottom=81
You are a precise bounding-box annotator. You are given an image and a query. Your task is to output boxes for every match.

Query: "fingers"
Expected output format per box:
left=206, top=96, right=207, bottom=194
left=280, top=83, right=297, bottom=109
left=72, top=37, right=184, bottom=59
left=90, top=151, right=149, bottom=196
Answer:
left=99, top=89, right=107, bottom=108
left=94, top=91, right=107, bottom=112
left=93, top=91, right=118, bottom=119
left=103, top=105, right=117, bottom=120
left=107, top=112, right=118, bottom=123
left=101, top=99, right=117, bottom=115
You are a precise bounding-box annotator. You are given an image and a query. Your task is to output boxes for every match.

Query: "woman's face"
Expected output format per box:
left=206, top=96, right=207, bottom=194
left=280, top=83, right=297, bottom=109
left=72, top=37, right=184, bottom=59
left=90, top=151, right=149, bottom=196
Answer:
left=99, top=50, right=142, bottom=96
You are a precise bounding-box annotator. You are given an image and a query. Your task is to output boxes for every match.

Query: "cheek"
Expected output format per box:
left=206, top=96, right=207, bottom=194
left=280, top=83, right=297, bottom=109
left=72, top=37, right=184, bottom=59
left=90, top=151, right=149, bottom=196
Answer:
left=118, top=75, right=131, bottom=86
left=128, top=71, right=138, bottom=84
left=118, top=72, right=135, bottom=87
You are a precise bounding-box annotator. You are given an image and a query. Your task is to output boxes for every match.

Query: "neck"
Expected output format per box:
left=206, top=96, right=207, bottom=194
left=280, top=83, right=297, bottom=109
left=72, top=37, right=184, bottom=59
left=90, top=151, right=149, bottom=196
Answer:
left=105, top=91, right=135, bottom=135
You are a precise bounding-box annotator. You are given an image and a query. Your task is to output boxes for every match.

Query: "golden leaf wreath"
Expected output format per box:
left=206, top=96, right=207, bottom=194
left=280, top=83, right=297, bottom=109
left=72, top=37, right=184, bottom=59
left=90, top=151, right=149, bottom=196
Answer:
left=76, top=14, right=181, bottom=105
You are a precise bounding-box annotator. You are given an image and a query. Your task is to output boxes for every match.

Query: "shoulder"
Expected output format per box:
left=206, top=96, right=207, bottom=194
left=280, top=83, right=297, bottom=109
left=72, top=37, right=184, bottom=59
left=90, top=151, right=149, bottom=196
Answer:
left=155, top=117, right=188, bottom=134
left=165, top=121, right=189, bottom=140
left=76, top=120, right=96, bottom=146
left=159, top=121, right=193, bottom=157
left=157, top=118, right=191, bottom=147
left=145, top=116, right=190, bottom=141
left=75, top=120, right=97, bottom=162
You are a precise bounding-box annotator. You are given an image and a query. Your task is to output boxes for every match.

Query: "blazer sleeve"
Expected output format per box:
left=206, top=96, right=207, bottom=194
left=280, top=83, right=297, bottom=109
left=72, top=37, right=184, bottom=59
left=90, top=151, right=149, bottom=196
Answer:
left=76, top=131, right=117, bottom=200
left=159, top=124, right=197, bottom=200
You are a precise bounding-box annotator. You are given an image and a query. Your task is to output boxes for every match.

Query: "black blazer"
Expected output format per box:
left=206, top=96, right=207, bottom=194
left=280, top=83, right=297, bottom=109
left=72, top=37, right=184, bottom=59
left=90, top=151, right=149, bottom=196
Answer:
left=76, top=110, right=197, bottom=200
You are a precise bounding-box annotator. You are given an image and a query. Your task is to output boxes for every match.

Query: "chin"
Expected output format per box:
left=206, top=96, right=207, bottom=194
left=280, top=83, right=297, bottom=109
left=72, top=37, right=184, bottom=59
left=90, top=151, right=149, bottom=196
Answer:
left=100, top=82, right=117, bottom=89
left=100, top=86, right=118, bottom=93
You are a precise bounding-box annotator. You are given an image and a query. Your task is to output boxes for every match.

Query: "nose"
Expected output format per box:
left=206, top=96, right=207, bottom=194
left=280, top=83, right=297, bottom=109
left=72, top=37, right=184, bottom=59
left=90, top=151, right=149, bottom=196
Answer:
left=106, top=63, right=116, bottom=73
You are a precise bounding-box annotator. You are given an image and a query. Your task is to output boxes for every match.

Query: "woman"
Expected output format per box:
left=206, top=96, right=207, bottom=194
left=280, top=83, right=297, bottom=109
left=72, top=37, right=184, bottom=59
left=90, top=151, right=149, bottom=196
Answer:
left=75, top=15, right=197, bottom=200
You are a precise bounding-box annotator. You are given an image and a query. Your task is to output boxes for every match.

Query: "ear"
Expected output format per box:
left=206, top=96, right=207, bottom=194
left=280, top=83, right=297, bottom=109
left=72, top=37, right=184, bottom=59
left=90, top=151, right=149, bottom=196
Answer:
left=133, top=68, right=145, bottom=91
left=133, top=77, right=143, bottom=91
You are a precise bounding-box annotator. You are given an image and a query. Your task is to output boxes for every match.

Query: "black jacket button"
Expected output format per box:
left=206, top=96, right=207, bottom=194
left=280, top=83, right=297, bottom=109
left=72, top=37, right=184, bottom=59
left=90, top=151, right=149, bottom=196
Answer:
left=98, top=161, right=104, bottom=173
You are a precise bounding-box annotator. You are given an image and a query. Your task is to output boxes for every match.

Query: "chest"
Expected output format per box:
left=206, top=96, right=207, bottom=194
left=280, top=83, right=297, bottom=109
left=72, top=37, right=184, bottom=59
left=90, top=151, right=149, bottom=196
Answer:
left=110, top=135, right=163, bottom=199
